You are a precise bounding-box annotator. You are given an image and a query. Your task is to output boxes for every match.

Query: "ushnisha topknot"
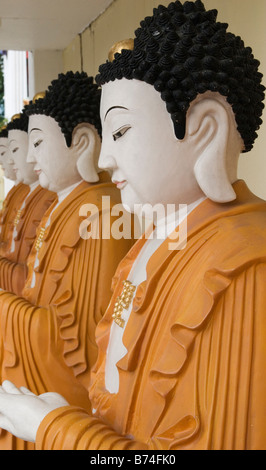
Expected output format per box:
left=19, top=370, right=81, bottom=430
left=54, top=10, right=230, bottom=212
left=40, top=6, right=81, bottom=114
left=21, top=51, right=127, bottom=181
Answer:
left=6, top=108, right=29, bottom=133
left=26, top=71, right=102, bottom=147
left=96, top=0, right=265, bottom=153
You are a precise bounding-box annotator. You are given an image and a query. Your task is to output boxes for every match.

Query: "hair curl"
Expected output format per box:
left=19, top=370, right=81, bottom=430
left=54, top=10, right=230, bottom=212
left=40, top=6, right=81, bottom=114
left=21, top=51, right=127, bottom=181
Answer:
left=96, top=0, right=265, bottom=153
left=26, top=71, right=102, bottom=147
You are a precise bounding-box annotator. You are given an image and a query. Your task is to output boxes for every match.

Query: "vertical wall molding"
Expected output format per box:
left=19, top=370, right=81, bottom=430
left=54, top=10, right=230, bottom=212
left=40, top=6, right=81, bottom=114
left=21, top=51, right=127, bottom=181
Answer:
left=79, top=33, right=84, bottom=72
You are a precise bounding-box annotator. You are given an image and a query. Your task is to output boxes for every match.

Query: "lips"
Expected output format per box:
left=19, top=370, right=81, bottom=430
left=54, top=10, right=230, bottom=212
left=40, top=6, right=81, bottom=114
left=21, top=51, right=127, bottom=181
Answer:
left=113, top=180, right=127, bottom=190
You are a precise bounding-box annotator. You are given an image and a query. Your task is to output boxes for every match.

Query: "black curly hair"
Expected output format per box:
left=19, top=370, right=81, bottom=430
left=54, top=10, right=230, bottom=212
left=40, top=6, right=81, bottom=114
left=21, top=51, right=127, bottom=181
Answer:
left=0, top=127, right=8, bottom=138
left=26, top=71, right=102, bottom=147
left=96, top=0, right=265, bottom=153
left=6, top=107, right=29, bottom=133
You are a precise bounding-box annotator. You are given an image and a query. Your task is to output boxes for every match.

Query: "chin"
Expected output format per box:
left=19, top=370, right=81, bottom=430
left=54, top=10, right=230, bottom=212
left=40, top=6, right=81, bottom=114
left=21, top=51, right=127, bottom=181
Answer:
left=120, top=197, right=135, bottom=214
left=39, top=174, right=49, bottom=190
left=120, top=187, right=140, bottom=214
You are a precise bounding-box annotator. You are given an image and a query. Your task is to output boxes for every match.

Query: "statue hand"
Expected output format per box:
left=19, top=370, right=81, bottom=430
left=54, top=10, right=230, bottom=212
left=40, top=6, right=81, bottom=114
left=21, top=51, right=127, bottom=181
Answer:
left=0, top=381, right=69, bottom=442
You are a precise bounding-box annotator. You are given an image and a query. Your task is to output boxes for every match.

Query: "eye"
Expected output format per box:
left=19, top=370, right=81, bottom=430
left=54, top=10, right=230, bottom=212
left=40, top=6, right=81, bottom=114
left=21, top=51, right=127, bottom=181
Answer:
left=1, top=151, right=5, bottom=156
left=112, top=126, right=131, bottom=142
left=34, top=139, right=43, bottom=148
left=12, top=147, right=19, bottom=153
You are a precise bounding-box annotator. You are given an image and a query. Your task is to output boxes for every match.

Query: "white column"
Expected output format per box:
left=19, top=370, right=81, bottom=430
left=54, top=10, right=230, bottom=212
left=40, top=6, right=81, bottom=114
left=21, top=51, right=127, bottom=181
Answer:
left=3, top=51, right=28, bottom=119
left=2, top=50, right=33, bottom=196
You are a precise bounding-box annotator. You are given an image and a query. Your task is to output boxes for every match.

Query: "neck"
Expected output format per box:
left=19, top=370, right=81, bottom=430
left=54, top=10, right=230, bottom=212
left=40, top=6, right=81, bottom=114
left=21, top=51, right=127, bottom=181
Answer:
left=29, top=180, right=39, bottom=191
left=154, top=196, right=207, bottom=240
left=56, top=179, right=82, bottom=203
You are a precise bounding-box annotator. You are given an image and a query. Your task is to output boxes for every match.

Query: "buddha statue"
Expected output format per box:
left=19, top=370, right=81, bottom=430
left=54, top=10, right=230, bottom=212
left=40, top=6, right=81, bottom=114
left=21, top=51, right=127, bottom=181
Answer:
left=7, top=111, right=38, bottom=187
left=0, top=71, right=134, bottom=450
left=0, top=127, right=16, bottom=183
left=0, top=0, right=265, bottom=451
left=0, top=122, right=30, bottom=258
left=0, top=109, right=57, bottom=295
left=0, top=127, right=15, bottom=209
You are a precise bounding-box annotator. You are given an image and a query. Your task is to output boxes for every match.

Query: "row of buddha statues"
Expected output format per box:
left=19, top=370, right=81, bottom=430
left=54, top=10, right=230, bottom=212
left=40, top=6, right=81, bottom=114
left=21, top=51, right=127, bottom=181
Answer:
left=0, top=0, right=265, bottom=450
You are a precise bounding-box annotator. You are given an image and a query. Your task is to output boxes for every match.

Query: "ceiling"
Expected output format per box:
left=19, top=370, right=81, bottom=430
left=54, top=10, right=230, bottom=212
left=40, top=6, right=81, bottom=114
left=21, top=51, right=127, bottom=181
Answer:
left=0, top=0, right=114, bottom=51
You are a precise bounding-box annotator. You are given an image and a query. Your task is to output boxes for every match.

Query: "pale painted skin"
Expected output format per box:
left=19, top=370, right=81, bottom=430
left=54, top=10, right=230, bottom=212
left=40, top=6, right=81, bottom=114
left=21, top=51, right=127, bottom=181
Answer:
left=99, top=80, right=242, bottom=208
left=99, top=79, right=205, bottom=214
left=0, top=137, right=17, bottom=181
left=8, top=130, right=38, bottom=185
left=27, top=115, right=82, bottom=193
left=27, top=114, right=102, bottom=193
left=0, top=78, right=244, bottom=443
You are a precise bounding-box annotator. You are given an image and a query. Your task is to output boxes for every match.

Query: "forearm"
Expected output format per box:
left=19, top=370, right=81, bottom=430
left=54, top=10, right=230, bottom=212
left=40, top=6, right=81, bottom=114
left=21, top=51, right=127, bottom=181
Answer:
left=0, top=290, right=40, bottom=387
left=36, top=406, right=148, bottom=450
left=0, top=259, right=26, bottom=295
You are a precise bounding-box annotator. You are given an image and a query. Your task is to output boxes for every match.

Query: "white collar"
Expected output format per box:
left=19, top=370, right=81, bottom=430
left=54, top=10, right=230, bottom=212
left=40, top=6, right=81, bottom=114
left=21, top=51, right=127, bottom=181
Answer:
left=57, top=180, right=83, bottom=204
left=28, top=180, right=39, bottom=193
left=151, top=197, right=207, bottom=240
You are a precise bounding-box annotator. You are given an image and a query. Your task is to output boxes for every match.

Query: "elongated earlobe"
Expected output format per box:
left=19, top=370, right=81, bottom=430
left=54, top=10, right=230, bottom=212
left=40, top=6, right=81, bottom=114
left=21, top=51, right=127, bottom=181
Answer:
left=72, top=124, right=100, bottom=183
left=187, top=95, right=241, bottom=203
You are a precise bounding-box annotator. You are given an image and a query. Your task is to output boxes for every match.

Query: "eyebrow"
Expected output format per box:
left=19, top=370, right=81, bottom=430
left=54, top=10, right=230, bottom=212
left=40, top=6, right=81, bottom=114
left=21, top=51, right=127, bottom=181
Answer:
left=30, top=128, right=42, bottom=133
left=104, top=106, right=129, bottom=120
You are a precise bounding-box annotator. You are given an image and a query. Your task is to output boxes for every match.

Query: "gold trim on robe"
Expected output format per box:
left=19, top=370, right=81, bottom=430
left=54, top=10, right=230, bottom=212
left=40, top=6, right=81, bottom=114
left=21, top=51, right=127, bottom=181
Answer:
left=35, top=181, right=266, bottom=450
left=0, top=174, right=134, bottom=450
left=0, top=185, right=57, bottom=295
left=0, top=183, right=30, bottom=256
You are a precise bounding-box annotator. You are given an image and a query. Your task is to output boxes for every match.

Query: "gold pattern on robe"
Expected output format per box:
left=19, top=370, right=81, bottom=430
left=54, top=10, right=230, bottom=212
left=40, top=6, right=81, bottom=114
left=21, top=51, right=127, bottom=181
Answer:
left=34, top=182, right=266, bottom=451
left=13, top=209, right=23, bottom=227
left=0, top=175, right=135, bottom=450
left=112, top=280, right=136, bottom=328
left=34, top=227, right=46, bottom=252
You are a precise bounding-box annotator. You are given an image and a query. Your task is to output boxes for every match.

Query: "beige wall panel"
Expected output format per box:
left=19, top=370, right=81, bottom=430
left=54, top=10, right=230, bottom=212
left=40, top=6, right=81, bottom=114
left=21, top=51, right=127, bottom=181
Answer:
left=64, top=0, right=266, bottom=199
left=63, top=35, right=82, bottom=73
left=33, top=50, right=64, bottom=93
left=202, top=0, right=266, bottom=199
left=91, top=0, right=146, bottom=76
left=82, top=27, right=95, bottom=77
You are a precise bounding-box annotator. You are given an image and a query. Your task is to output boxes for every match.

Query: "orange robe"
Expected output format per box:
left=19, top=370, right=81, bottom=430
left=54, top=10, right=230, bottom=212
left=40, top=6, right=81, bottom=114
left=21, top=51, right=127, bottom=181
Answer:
left=0, top=184, right=57, bottom=295
left=0, top=173, right=134, bottom=450
left=0, top=183, right=30, bottom=257
left=36, top=181, right=266, bottom=450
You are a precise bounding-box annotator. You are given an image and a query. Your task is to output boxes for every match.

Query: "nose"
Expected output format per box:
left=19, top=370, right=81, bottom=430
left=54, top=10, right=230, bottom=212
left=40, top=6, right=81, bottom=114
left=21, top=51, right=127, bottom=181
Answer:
left=98, top=140, right=117, bottom=172
left=27, top=146, right=36, bottom=164
left=6, top=152, right=14, bottom=165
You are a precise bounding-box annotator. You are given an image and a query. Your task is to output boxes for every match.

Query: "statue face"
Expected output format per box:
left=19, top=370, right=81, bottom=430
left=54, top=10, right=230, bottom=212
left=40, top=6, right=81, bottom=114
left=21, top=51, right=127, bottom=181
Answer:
left=8, top=130, right=37, bottom=185
left=0, top=137, right=8, bottom=167
left=99, top=78, right=203, bottom=214
left=27, top=114, right=81, bottom=193
left=0, top=137, right=16, bottom=181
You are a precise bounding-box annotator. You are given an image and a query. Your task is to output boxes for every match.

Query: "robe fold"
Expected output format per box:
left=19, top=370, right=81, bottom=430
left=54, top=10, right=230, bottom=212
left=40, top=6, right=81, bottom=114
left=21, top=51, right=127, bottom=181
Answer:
left=0, top=174, right=134, bottom=450
left=35, top=181, right=266, bottom=450
left=0, top=183, right=30, bottom=257
left=0, top=185, right=57, bottom=295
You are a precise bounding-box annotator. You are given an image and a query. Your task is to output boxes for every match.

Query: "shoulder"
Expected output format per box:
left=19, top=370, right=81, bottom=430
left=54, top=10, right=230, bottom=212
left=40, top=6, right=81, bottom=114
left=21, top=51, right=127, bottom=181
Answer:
left=75, top=181, right=122, bottom=208
left=214, top=205, right=266, bottom=264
